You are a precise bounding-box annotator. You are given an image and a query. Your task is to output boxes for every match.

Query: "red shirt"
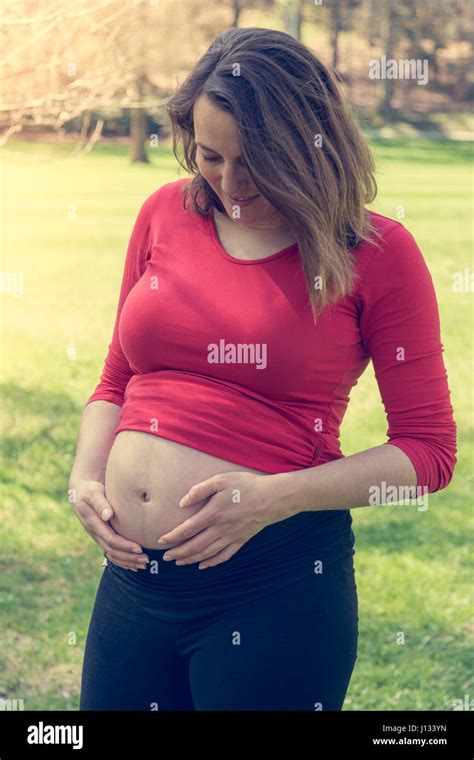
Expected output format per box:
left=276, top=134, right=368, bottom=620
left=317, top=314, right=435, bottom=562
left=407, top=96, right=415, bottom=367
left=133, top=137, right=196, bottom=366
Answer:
left=85, top=178, right=457, bottom=493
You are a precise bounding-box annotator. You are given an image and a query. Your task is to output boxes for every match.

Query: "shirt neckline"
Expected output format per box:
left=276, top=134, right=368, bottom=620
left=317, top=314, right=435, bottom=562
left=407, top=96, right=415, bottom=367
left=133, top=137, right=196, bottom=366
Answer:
left=206, top=209, right=299, bottom=265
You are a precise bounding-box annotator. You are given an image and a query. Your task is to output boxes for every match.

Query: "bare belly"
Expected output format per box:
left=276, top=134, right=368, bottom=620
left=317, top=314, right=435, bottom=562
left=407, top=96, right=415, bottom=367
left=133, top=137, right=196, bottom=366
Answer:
left=104, top=430, right=268, bottom=549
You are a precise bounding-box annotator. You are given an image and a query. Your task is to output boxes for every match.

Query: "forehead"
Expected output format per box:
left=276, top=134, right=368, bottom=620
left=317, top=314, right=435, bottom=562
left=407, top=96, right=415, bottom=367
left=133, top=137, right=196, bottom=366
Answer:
left=193, top=95, right=241, bottom=155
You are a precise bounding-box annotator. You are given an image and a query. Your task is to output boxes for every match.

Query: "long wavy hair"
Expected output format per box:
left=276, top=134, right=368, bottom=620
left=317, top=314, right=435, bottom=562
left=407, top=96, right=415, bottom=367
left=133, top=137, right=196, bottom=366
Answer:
left=166, top=26, right=382, bottom=321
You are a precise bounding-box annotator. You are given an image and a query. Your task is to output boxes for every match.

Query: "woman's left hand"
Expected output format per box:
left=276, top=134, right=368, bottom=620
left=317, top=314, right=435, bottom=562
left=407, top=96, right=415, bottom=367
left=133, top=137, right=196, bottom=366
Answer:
left=156, top=471, right=294, bottom=569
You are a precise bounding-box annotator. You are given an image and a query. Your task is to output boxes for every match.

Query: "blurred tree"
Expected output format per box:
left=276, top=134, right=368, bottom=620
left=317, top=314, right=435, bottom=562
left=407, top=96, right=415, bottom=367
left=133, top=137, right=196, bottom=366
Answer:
left=131, top=0, right=149, bottom=163
left=330, top=0, right=342, bottom=68
left=379, top=0, right=404, bottom=117
left=279, top=0, right=304, bottom=40
left=329, top=0, right=363, bottom=70
left=367, top=0, right=382, bottom=47
left=0, top=0, right=228, bottom=160
left=231, top=0, right=244, bottom=27
left=400, top=0, right=472, bottom=99
left=0, top=0, right=471, bottom=149
left=373, top=0, right=472, bottom=115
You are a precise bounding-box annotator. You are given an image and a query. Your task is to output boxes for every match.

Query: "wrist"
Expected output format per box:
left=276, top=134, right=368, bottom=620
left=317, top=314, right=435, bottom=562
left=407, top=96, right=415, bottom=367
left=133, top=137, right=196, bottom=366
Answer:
left=68, top=468, right=105, bottom=491
left=264, top=471, right=306, bottom=519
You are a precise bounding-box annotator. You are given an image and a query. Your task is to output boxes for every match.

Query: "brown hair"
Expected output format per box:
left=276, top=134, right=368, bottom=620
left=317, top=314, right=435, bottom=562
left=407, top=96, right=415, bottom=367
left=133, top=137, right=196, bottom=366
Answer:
left=166, top=27, right=382, bottom=321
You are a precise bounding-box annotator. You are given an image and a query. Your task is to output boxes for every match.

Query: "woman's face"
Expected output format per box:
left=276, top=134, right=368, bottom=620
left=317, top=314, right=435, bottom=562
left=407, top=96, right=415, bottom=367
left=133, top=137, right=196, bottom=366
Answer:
left=193, top=95, right=287, bottom=230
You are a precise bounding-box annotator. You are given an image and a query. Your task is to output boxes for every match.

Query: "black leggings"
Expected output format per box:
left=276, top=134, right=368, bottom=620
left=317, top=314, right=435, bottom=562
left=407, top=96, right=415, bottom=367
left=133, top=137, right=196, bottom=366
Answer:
left=80, top=511, right=359, bottom=711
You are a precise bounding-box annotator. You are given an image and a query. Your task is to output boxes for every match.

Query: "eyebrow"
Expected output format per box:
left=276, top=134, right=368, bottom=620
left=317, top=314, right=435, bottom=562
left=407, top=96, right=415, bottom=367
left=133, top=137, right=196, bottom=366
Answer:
left=196, top=142, right=243, bottom=158
left=196, top=142, right=219, bottom=153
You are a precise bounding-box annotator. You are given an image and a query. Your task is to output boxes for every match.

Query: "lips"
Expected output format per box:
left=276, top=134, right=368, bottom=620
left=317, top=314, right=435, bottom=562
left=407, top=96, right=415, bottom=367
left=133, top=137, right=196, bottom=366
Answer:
left=227, top=193, right=259, bottom=202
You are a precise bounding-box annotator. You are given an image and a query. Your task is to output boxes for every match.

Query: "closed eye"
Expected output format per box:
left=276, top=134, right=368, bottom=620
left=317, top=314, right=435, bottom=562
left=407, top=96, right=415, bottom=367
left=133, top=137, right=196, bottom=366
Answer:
left=200, top=151, right=248, bottom=168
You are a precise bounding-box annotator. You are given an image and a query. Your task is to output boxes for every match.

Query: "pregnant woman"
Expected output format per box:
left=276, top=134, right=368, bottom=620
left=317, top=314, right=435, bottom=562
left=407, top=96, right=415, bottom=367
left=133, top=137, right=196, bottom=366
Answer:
left=70, top=28, right=457, bottom=711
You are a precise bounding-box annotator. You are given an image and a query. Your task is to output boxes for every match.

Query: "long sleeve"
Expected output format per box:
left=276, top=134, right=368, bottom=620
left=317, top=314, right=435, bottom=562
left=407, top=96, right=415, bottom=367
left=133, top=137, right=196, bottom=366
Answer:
left=84, top=192, right=155, bottom=408
left=359, top=222, right=458, bottom=494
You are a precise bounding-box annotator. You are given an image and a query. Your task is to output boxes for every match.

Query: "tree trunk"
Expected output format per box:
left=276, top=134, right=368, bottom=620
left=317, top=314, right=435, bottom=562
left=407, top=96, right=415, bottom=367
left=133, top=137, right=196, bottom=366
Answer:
left=282, top=0, right=303, bottom=41
left=368, top=0, right=378, bottom=46
left=331, top=0, right=342, bottom=70
left=380, top=1, right=399, bottom=118
left=231, top=0, right=242, bottom=27
left=130, top=73, right=149, bottom=163
left=130, top=1, right=149, bottom=163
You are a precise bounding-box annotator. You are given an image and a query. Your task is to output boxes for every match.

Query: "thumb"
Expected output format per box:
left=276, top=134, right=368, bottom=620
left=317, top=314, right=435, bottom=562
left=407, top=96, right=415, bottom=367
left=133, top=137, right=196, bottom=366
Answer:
left=91, top=492, right=115, bottom=521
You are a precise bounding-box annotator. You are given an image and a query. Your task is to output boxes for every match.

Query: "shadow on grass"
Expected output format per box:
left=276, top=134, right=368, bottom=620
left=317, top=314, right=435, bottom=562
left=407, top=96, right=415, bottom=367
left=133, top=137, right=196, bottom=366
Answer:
left=0, top=380, right=84, bottom=503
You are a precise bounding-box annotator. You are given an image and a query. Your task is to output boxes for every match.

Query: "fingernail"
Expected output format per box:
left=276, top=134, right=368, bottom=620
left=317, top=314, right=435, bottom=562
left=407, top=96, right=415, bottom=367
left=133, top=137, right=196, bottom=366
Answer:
left=132, top=548, right=143, bottom=554
left=101, top=508, right=111, bottom=519
left=157, top=538, right=167, bottom=546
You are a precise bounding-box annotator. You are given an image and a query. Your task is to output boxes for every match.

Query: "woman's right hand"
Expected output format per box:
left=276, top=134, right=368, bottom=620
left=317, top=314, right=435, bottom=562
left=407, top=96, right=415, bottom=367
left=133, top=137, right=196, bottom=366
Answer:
left=70, top=479, right=150, bottom=571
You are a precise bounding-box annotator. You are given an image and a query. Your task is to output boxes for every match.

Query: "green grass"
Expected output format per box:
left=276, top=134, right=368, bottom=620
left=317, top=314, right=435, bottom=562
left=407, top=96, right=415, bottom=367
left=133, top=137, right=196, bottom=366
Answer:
left=0, top=136, right=472, bottom=710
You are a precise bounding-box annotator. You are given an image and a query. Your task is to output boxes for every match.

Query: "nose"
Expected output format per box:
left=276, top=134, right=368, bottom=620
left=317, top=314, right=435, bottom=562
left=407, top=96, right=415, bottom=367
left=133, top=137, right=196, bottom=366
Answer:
left=220, top=164, right=252, bottom=198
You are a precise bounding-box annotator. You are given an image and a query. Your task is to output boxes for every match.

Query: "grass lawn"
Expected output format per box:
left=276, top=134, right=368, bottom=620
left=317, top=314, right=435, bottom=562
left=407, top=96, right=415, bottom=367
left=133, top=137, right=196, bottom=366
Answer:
left=0, top=136, right=472, bottom=710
